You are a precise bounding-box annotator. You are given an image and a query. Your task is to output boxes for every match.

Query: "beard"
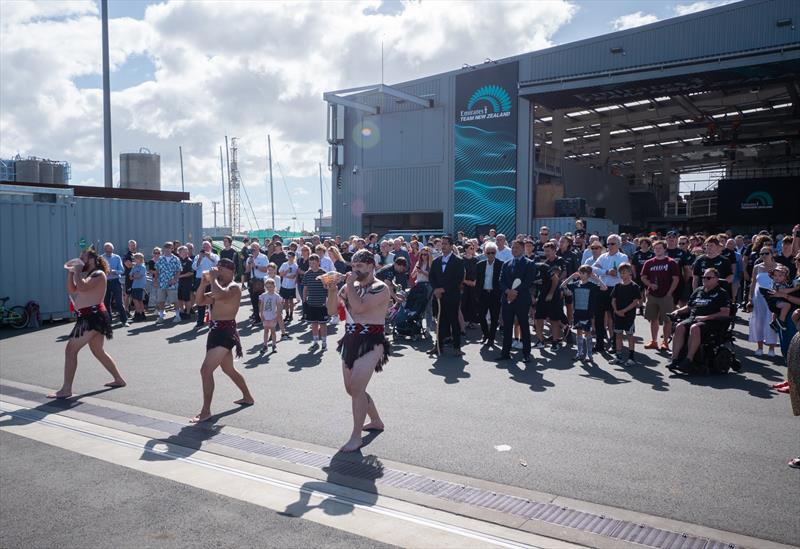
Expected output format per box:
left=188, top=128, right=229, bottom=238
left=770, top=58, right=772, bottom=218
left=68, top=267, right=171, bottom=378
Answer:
left=82, top=261, right=93, bottom=273
left=353, top=269, right=371, bottom=282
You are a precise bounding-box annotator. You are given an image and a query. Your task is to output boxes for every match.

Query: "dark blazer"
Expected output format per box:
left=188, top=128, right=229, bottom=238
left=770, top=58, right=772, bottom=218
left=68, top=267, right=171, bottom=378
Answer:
left=430, top=253, right=465, bottom=301
left=500, top=255, right=535, bottom=305
left=476, top=259, right=504, bottom=292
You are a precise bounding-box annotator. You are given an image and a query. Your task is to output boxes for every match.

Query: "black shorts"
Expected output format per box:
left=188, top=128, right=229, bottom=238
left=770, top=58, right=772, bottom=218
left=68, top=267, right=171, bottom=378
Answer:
left=613, top=315, right=636, bottom=335
left=124, top=277, right=133, bottom=294
left=178, top=284, right=192, bottom=302
left=279, top=287, right=296, bottom=300
left=192, top=278, right=203, bottom=291
left=534, top=297, right=563, bottom=321
left=573, top=318, right=592, bottom=331
left=304, top=304, right=329, bottom=322
left=677, top=318, right=727, bottom=340
left=131, top=288, right=145, bottom=301
left=597, top=287, right=613, bottom=312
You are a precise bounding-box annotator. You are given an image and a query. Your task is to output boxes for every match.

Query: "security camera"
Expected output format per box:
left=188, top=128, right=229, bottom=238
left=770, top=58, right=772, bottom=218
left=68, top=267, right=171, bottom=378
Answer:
left=352, top=165, right=359, bottom=174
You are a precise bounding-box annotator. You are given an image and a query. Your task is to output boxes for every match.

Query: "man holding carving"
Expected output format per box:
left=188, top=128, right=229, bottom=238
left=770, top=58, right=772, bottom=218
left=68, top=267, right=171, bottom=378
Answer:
left=498, top=239, right=535, bottom=363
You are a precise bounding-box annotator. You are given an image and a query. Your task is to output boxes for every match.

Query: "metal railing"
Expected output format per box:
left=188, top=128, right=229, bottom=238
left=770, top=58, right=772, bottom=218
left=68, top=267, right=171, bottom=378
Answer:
left=663, top=194, right=717, bottom=218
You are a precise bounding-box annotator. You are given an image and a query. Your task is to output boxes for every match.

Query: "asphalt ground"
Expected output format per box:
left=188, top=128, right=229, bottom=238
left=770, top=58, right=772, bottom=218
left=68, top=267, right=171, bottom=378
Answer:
left=1, top=302, right=798, bottom=545
left=0, top=431, right=391, bottom=549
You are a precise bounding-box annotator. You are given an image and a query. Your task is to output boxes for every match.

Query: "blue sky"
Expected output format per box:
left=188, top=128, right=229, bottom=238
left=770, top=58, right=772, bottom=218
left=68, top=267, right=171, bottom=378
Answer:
left=0, top=0, right=734, bottom=231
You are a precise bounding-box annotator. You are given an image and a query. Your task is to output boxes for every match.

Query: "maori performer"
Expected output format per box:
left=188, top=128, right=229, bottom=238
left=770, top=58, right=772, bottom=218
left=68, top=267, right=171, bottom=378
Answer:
left=335, top=249, right=391, bottom=452
left=191, top=258, right=254, bottom=423
left=48, top=249, right=126, bottom=399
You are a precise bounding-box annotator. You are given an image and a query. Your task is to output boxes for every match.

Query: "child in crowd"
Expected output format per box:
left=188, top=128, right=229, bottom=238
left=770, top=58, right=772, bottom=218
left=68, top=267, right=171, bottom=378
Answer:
left=176, top=245, right=195, bottom=320
left=259, top=279, right=282, bottom=354
left=129, top=253, right=147, bottom=321
left=611, top=263, right=642, bottom=366
left=265, top=262, right=288, bottom=338
left=561, top=265, right=607, bottom=362
left=764, top=264, right=798, bottom=332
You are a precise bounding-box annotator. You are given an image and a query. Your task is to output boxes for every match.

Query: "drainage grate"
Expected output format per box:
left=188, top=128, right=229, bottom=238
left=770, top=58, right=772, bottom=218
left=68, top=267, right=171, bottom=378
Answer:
left=0, top=384, right=748, bottom=549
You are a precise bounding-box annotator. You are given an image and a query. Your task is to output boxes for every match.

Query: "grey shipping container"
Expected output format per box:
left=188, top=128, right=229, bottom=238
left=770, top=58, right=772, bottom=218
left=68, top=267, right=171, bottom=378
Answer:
left=0, top=191, right=202, bottom=320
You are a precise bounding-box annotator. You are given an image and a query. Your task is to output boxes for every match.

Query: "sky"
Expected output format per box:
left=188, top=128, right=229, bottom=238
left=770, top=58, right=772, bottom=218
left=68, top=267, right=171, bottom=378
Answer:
left=0, top=0, right=736, bottom=231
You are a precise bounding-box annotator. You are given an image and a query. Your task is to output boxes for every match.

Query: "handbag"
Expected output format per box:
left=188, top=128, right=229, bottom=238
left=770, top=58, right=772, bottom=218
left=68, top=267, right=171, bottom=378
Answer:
left=250, top=278, right=265, bottom=293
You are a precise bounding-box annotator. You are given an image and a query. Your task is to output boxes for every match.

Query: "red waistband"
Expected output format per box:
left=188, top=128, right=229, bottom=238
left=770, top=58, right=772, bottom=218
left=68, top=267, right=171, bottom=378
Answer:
left=76, top=303, right=107, bottom=317
left=345, top=323, right=385, bottom=335
left=210, top=319, right=237, bottom=329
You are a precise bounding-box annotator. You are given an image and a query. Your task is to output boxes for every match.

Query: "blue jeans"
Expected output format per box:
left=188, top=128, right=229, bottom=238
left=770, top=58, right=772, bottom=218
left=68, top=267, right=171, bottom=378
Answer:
left=779, top=317, right=798, bottom=360
left=104, top=278, right=127, bottom=323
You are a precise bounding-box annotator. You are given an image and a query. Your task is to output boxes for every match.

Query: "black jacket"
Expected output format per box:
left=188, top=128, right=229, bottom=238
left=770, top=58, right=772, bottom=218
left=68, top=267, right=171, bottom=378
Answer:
left=500, top=256, right=535, bottom=306
left=476, top=259, right=504, bottom=292
left=430, top=253, right=465, bottom=301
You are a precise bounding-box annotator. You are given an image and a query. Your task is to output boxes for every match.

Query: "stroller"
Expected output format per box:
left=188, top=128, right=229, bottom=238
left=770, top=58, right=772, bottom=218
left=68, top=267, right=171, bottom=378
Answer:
left=390, top=284, right=430, bottom=341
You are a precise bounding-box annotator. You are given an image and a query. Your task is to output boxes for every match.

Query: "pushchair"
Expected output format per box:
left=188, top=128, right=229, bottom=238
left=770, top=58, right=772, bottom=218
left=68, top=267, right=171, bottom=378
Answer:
left=390, top=284, right=430, bottom=341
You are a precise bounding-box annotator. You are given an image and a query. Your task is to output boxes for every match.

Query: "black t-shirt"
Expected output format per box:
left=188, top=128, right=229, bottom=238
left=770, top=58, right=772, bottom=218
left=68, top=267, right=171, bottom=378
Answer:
left=667, top=247, right=692, bottom=280
left=270, top=251, right=287, bottom=269
left=611, top=282, right=641, bottom=320
left=376, top=265, right=408, bottom=289
left=568, top=280, right=601, bottom=317
left=533, top=243, right=546, bottom=262
left=692, top=254, right=733, bottom=293
left=463, top=256, right=478, bottom=281
left=178, top=257, right=194, bottom=287
left=719, top=248, right=737, bottom=268
left=688, top=286, right=730, bottom=317
left=538, top=258, right=564, bottom=296
left=557, top=249, right=579, bottom=277
left=632, top=250, right=655, bottom=277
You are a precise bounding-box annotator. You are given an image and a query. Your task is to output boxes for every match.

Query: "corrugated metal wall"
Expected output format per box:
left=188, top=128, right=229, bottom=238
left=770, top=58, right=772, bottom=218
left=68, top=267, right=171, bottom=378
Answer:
left=0, top=195, right=76, bottom=319
left=74, top=197, right=202, bottom=256
left=0, top=194, right=202, bottom=319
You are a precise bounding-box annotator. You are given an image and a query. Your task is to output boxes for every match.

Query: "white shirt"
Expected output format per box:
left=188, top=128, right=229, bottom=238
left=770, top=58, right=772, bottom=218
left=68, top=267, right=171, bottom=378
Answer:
left=440, top=252, right=453, bottom=272
left=483, top=260, right=496, bottom=290
left=250, top=253, right=269, bottom=280
left=591, top=251, right=629, bottom=287
left=495, top=246, right=513, bottom=263
left=266, top=274, right=281, bottom=288
left=278, top=262, right=298, bottom=289
left=192, top=252, right=219, bottom=278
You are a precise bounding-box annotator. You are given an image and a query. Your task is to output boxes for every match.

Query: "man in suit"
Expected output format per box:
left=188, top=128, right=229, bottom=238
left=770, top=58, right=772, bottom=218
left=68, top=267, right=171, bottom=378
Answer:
left=476, top=242, right=504, bottom=347
left=498, top=239, right=535, bottom=363
left=428, top=235, right=465, bottom=356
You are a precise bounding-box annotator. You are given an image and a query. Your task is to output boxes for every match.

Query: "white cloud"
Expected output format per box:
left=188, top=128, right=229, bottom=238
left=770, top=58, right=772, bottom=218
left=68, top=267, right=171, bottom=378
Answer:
left=674, top=1, right=737, bottom=17
left=612, top=11, right=659, bottom=31
left=1, top=0, right=578, bottom=230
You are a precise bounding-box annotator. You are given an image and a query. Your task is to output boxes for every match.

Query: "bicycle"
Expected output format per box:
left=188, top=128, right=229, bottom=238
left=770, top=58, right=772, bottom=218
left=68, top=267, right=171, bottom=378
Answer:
left=0, top=297, right=29, bottom=329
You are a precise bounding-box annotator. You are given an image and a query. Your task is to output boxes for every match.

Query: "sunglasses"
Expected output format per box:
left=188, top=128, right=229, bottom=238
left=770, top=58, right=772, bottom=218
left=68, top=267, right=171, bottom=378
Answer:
left=702, top=276, right=717, bottom=280
left=485, top=251, right=496, bottom=255
left=760, top=252, right=771, bottom=256
left=608, top=242, right=618, bottom=246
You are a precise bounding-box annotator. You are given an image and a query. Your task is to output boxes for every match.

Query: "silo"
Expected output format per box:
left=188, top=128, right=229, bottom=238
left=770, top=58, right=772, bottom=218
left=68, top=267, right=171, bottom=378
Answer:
left=52, top=163, right=66, bottom=184
left=120, top=148, right=161, bottom=190
left=39, top=161, right=54, bottom=184
left=15, top=159, right=39, bottom=183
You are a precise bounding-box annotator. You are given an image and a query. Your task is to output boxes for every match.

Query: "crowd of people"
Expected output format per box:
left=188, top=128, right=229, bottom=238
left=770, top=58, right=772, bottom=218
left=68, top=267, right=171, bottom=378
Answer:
left=51, top=221, right=800, bottom=461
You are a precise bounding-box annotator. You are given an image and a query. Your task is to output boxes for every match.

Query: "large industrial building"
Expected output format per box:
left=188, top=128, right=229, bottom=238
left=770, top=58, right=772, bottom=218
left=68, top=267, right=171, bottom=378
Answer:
left=324, top=0, right=800, bottom=238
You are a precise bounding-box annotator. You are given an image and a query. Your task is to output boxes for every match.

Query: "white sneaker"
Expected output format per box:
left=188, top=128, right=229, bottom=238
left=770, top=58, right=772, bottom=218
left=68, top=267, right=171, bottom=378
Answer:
left=512, top=340, right=523, bottom=350
left=321, top=341, right=328, bottom=351
left=755, top=348, right=763, bottom=356
left=768, top=349, right=776, bottom=357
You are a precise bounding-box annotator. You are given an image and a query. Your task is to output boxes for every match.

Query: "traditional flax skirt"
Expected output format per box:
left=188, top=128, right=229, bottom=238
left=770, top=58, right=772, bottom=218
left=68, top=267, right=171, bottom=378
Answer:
left=337, top=323, right=391, bottom=372
left=70, top=304, right=113, bottom=340
left=206, top=319, right=243, bottom=358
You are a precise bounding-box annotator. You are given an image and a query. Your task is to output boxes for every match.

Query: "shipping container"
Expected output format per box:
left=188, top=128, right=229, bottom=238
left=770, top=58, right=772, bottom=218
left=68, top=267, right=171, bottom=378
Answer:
left=0, top=188, right=202, bottom=320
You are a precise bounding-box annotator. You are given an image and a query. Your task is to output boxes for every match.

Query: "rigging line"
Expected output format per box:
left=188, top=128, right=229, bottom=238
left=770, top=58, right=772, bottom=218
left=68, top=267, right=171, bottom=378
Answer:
left=238, top=174, right=260, bottom=230
left=274, top=161, right=298, bottom=218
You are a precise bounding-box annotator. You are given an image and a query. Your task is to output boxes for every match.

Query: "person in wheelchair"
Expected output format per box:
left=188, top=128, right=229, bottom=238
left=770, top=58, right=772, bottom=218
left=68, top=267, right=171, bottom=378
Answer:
left=668, top=268, right=731, bottom=372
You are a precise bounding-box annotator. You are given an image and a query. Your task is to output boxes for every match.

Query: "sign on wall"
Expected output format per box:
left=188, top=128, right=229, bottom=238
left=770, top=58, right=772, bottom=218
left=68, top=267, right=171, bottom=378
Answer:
left=717, top=177, right=800, bottom=225
left=454, top=61, right=519, bottom=237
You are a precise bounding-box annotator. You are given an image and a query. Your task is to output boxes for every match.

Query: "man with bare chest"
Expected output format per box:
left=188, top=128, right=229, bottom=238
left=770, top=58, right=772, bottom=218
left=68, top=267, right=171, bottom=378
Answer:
left=191, top=258, right=255, bottom=423
left=335, top=249, right=392, bottom=452
left=48, top=249, right=126, bottom=399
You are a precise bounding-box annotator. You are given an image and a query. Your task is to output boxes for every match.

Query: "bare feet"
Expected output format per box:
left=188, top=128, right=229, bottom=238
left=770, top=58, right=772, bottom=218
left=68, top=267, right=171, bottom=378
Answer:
left=104, top=380, right=127, bottom=388
left=46, top=391, right=72, bottom=399
left=362, top=422, right=385, bottom=432
left=189, top=412, right=212, bottom=423
left=233, top=398, right=255, bottom=406
left=340, top=438, right=364, bottom=453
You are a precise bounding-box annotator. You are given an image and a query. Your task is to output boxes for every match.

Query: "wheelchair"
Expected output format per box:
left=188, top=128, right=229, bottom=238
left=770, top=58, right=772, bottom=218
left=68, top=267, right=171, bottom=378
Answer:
left=668, top=304, right=742, bottom=375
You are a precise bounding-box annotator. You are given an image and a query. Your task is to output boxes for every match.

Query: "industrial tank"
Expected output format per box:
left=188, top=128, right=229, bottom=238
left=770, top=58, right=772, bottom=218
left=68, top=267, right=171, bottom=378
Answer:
left=15, top=159, right=39, bottom=183
left=52, top=163, right=66, bottom=184
left=120, top=148, right=161, bottom=190
left=39, top=161, right=54, bottom=184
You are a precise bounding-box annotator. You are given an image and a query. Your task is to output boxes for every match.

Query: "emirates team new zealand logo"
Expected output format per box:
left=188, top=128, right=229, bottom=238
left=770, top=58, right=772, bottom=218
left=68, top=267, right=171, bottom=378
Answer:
left=459, top=84, right=513, bottom=123
left=740, top=191, right=774, bottom=210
